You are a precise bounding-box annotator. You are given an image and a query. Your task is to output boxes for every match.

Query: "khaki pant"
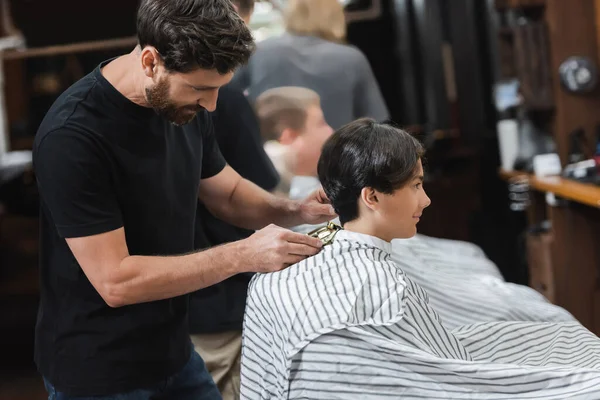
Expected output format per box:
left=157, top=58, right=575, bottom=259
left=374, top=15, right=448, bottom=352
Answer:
left=191, top=331, right=242, bottom=400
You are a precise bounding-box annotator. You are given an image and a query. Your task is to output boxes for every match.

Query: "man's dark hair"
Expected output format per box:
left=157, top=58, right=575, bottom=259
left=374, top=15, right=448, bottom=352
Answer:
left=318, top=118, right=425, bottom=225
left=232, top=0, right=255, bottom=16
left=136, top=0, right=255, bottom=74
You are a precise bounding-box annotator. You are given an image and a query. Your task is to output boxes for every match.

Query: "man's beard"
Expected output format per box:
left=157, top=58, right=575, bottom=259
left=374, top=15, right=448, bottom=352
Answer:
left=145, top=78, right=203, bottom=126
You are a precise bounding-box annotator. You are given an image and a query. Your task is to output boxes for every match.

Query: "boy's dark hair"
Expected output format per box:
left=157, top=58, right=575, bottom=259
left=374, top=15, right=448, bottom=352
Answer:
left=318, top=118, right=425, bottom=225
left=232, top=0, right=255, bottom=16
left=136, top=0, right=255, bottom=74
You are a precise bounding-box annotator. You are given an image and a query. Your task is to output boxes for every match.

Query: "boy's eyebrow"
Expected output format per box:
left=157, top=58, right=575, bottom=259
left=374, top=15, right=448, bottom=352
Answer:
left=414, top=175, right=424, bottom=182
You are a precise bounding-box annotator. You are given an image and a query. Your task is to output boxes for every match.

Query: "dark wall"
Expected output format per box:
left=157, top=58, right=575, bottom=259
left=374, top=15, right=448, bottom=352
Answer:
left=346, top=0, right=405, bottom=124
left=346, top=0, right=528, bottom=283
left=10, top=0, right=138, bottom=47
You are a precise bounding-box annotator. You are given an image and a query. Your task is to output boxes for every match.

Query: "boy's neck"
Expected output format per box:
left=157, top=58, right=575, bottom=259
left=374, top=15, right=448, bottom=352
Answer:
left=343, top=218, right=391, bottom=243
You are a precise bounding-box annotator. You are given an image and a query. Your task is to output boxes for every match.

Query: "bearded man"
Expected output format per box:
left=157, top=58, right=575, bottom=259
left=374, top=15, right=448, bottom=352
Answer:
left=32, top=1, right=335, bottom=398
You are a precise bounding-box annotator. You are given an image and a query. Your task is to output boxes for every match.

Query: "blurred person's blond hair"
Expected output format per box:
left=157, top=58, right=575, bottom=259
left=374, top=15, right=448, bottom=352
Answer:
left=285, top=0, right=346, bottom=43
left=255, top=86, right=321, bottom=142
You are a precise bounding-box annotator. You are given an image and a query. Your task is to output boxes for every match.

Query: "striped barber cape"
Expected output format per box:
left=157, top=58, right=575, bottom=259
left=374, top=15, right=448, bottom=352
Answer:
left=391, top=236, right=576, bottom=330
left=241, top=230, right=600, bottom=399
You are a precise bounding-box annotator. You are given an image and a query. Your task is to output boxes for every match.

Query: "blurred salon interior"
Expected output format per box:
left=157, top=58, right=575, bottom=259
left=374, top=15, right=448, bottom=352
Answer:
left=1, top=0, right=600, bottom=398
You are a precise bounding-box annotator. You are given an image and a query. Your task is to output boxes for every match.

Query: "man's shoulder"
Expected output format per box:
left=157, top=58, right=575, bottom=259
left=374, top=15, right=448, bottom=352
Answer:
left=48, top=71, right=100, bottom=114
left=34, top=72, right=102, bottom=147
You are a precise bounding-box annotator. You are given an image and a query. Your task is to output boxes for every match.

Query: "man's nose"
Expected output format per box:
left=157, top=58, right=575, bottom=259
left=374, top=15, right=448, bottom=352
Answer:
left=200, top=90, right=219, bottom=112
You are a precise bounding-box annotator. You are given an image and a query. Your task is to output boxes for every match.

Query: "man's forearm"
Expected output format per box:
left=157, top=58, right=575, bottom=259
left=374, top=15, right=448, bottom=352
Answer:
left=210, top=178, right=304, bottom=230
left=106, top=241, right=247, bottom=307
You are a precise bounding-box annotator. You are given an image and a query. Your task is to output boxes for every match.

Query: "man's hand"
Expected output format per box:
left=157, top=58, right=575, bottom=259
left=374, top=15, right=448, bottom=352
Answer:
left=239, top=224, right=324, bottom=273
left=298, top=187, right=337, bottom=225
left=199, top=166, right=337, bottom=230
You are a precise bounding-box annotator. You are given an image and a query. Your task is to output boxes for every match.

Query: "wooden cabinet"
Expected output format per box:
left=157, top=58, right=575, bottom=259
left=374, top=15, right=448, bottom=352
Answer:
left=500, top=170, right=600, bottom=334
left=496, top=0, right=600, bottom=336
left=526, top=230, right=555, bottom=302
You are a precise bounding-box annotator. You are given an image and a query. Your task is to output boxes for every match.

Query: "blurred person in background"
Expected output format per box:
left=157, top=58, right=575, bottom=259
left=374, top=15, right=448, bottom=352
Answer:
left=189, top=1, right=280, bottom=399
left=255, top=86, right=333, bottom=197
left=233, top=0, right=389, bottom=130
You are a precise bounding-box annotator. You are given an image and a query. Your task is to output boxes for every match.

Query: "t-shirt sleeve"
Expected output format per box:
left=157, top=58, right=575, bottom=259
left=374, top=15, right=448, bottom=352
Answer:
left=200, top=112, right=227, bottom=179
left=33, top=129, right=123, bottom=238
left=213, top=89, right=280, bottom=191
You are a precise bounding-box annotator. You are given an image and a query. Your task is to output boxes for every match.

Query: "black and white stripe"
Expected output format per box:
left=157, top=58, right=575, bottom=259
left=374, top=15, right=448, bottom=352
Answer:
left=288, top=329, right=600, bottom=399
left=391, top=237, right=575, bottom=329
left=241, top=230, right=600, bottom=399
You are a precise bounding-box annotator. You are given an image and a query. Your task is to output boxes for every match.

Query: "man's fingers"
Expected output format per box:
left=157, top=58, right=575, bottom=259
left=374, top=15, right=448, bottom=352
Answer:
left=316, top=188, right=328, bottom=202
left=287, top=243, right=321, bottom=257
left=313, top=186, right=331, bottom=201
left=281, top=231, right=323, bottom=248
left=324, top=204, right=336, bottom=216
left=306, top=203, right=336, bottom=217
left=318, top=204, right=336, bottom=217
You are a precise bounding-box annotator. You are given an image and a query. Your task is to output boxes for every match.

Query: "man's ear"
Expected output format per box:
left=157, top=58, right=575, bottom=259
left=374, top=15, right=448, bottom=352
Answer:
left=359, top=187, right=379, bottom=212
left=278, top=128, right=299, bottom=145
left=140, top=46, right=161, bottom=78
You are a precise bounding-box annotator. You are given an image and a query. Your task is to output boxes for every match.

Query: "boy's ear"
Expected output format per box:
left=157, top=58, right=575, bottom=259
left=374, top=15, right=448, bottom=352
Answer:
left=359, top=187, right=379, bottom=211
left=279, top=128, right=299, bottom=145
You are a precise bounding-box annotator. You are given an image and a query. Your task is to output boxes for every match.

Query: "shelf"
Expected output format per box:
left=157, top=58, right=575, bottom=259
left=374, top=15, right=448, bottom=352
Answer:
left=499, top=169, right=600, bottom=208
left=1, top=36, right=138, bottom=61
left=499, top=169, right=527, bottom=181
left=495, top=0, right=546, bottom=10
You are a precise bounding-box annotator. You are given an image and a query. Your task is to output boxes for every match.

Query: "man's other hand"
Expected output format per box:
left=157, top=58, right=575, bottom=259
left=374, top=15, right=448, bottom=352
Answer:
left=298, top=187, right=337, bottom=225
left=240, top=224, right=324, bottom=273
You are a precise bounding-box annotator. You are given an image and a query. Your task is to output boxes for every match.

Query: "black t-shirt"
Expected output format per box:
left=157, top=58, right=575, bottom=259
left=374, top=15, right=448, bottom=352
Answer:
left=190, top=85, right=279, bottom=334
left=32, top=60, right=226, bottom=396
left=195, top=85, right=279, bottom=247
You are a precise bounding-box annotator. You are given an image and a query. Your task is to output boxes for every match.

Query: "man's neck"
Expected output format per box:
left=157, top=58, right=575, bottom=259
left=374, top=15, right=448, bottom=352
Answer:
left=101, top=49, right=150, bottom=108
